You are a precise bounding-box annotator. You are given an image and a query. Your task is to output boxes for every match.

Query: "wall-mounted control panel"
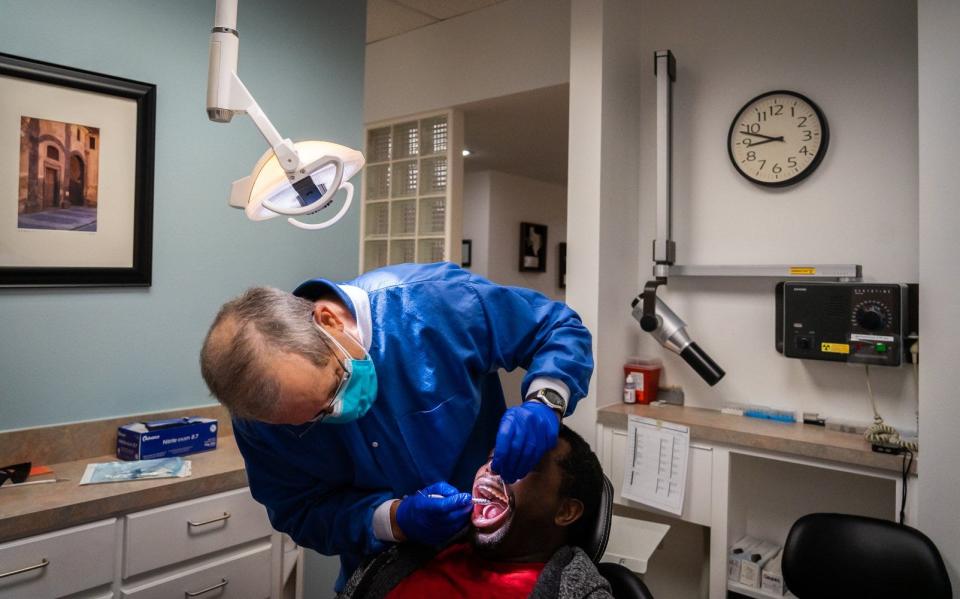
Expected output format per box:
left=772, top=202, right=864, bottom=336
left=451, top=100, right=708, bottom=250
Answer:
left=776, top=282, right=914, bottom=367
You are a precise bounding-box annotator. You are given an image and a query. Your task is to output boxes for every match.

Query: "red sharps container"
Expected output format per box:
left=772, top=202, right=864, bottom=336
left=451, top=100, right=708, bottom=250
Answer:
left=623, top=358, right=662, bottom=404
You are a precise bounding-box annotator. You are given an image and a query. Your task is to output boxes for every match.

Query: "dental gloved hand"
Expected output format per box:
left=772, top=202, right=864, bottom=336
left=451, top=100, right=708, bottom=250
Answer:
left=492, top=400, right=560, bottom=484
left=395, top=482, right=473, bottom=545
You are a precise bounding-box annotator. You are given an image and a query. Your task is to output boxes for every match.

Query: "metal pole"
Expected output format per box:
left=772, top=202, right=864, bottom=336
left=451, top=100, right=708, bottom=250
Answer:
left=652, top=50, right=676, bottom=277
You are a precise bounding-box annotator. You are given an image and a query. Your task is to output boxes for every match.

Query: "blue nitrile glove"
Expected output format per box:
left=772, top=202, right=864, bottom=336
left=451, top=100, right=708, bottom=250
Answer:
left=492, top=400, right=560, bottom=484
left=396, top=481, right=473, bottom=545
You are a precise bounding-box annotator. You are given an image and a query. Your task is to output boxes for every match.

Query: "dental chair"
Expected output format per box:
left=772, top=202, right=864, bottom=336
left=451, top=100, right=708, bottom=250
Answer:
left=782, top=513, right=952, bottom=599
left=581, top=475, right=655, bottom=599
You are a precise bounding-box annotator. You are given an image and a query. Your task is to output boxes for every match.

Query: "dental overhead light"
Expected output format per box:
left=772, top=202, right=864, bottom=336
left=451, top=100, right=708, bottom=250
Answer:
left=631, top=51, right=725, bottom=386
left=206, top=0, right=364, bottom=230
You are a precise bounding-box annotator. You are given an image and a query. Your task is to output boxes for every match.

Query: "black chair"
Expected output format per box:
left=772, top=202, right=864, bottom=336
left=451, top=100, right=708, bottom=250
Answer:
left=581, top=475, right=655, bottom=599
left=782, top=513, right=952, bottom=599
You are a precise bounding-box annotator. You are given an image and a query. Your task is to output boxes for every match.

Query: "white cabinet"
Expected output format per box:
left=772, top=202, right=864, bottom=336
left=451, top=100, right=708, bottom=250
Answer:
left=0, top=519, right=116, bottom=598
left=606, top=427, right=713, bottom=526
left=123, top=487, right=274, bottom=577
left=0, top=487, right=300, bottom=599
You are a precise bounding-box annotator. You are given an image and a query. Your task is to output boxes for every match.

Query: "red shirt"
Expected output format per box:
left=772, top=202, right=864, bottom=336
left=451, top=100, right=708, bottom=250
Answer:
left=386, top=543, right=546, bottom=599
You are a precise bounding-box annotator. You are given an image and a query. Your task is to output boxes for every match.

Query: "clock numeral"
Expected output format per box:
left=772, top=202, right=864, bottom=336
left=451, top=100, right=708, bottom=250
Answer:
left=772, top=163, right=782, bottom=174
left=787, top=156, right=798, bottom=168
left=757, top=110, right=767, bottom=122
left=746, top=151, right=757, bottom=161
left=743, top=123, right=761, bottom=134
left=797, top=116, right=808, bottom=128
left=802, top=130, right=813, bottom=141
left=758, top=159, right=766, bottom=170
left=771, top=104, right=784, bottom=116
left=741, top=137, right=752, bottom=146
left=799, top=146, right=810, bottom=156
left=790, top=106, right=795, bottom=117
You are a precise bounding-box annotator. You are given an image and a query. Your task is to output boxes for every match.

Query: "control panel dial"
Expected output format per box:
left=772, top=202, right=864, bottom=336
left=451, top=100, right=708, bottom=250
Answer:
left=853, top=301, right=892, bottom=332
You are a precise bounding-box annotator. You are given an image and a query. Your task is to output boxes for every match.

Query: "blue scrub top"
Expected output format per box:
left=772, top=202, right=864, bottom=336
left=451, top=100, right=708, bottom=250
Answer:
left=232, top=262, right=593, bottom=590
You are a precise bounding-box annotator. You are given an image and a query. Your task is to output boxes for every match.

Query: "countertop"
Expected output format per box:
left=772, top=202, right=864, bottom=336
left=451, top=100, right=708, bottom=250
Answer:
left=0, top=435, right=248, bottom=543
left=598, top=403, right=916, bottom=475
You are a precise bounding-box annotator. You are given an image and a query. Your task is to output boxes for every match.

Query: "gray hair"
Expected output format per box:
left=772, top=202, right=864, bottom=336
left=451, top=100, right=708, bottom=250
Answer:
left=199, top=286, right=333, bottom=420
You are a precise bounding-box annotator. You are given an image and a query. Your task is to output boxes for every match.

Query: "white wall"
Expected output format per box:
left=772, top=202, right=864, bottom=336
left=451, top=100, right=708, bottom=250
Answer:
left=565, top=0, right=643, bottom=445
left=487, top=171, right=567, bottom=301
left=364, top=0, right=570, bottom=123
left=629, top=0, right=919, bottom=431
left=464, top=170, right=568, bottom=405
left=462, top=172, right=492, bottom=277
left=918, top=0, right=960, bottom=587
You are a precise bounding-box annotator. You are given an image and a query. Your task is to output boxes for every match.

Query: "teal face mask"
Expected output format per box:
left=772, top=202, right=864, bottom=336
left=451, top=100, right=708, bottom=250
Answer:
left=311, top=322, right=378, bottom=425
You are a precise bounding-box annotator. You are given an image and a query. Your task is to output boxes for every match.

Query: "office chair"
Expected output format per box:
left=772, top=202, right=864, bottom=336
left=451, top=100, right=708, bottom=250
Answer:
left=782, top=513, right=952, bottom=599
left=581, top=475, right=655, bottom=599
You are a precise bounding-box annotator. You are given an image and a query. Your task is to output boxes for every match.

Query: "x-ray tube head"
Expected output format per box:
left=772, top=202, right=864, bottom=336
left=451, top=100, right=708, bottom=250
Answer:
left=631, top=295, right=725, bottom=386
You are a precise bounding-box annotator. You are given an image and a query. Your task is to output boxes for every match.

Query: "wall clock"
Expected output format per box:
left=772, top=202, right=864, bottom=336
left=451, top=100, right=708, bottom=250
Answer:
left=727, top=90, right=829, bottom=187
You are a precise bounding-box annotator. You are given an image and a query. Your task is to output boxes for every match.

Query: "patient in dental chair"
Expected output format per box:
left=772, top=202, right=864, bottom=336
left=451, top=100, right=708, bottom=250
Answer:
left=338, top=425, right=613, bottom=599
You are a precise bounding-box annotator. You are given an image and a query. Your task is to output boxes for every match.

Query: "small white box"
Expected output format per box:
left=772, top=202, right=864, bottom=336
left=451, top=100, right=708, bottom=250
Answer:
left=761, top=550, right=787, bottom=596
left=740, top=540, right=780, bottom=588
left=728, top=536, right=761, bottom=582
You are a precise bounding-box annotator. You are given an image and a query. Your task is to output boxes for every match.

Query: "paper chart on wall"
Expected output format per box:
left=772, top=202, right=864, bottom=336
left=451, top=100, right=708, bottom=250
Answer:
left=621, top=415, right=689, bottom=516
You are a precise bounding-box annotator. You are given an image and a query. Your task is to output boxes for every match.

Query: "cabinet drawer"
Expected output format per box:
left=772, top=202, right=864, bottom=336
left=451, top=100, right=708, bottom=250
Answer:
left=611, top=430, right=713, bottom=526
left=0, top=518, right=116, bottom=598
left=121, top=543, right=271, bottom=599
left=124, top=488, right=273, bottom=577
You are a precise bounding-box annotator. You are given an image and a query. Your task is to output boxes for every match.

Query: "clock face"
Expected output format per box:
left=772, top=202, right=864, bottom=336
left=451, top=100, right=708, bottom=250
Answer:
left=727, top=90, right=829, bottom=187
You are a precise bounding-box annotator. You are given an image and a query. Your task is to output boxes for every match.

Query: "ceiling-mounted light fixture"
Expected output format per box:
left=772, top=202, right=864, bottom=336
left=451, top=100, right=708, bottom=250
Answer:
left=206, top=0, right=364, bottom=230
left=461, top=149, right=472, bottom=157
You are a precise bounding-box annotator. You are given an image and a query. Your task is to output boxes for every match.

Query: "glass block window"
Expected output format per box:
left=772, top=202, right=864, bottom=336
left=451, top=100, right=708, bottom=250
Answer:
left=360, top=111, right=459, bottom=272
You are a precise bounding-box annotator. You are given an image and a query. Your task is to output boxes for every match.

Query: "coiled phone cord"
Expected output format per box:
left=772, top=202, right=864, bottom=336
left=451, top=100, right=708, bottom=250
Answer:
left=863, top=365, right=919, bottom=453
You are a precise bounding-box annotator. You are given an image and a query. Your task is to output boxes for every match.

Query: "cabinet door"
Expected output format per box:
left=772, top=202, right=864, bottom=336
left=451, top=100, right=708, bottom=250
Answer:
left=610, top=429, right=714, bottom=526
left=0, top=519, right=116, bottom=598
left=121, top=543, right=271, bottom=599
left=124, top=488, right=273, bottom=577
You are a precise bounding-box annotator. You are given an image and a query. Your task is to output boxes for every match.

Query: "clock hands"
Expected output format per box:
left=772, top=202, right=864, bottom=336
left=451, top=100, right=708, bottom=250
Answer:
left=740, top=130, right=785, bottom=145
left=744, top=137, right=783, bottom=147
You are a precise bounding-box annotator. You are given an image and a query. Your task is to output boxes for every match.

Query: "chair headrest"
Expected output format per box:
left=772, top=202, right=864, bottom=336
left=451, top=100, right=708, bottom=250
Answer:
left=580, top=474, right=614, bottom=563
left=783, top=513, right=953, bottom=599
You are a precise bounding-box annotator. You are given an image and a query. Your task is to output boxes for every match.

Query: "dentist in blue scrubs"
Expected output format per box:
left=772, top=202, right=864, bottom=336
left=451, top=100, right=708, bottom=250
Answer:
left=199, top=262, right=593, bottom=590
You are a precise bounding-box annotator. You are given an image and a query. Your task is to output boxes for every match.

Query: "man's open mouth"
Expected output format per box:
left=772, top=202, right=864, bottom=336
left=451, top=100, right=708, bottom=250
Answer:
left=471, top=475, right=512, bottom=531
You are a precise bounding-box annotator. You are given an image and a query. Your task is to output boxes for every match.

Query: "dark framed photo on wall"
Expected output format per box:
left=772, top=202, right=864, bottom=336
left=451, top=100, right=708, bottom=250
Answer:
left=461, top=239, right=472, bottom=268
left=519, top=222, right=547, bottom=272
left=0, top=52, right=155, bottom=287
left=558, top=242, right=567, bottom=289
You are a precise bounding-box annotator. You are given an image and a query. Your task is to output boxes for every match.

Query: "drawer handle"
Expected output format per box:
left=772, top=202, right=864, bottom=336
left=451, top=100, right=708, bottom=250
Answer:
left=185, top=577, right=228, bottom=597
left=0, top=557, right=50, bottom=579
left=187, top=512, right=231, bottom=528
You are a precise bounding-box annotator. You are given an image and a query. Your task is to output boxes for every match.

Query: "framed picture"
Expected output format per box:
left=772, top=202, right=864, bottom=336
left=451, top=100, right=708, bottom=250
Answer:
left=558, top=242, right=567, bottom=289
left=0, top=52, right=155, bottom=287
left=461, top=239, right=472, bottom=268
left=519, top=222, right=547, bottom=272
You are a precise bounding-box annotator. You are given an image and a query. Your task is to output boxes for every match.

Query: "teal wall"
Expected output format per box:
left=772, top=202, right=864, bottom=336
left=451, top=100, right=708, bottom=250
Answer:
left=0, top=1, right=365, bottom=431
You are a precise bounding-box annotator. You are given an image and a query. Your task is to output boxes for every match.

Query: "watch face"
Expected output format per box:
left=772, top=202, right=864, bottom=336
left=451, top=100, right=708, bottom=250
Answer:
left=727, top=90, right=829, bottom=187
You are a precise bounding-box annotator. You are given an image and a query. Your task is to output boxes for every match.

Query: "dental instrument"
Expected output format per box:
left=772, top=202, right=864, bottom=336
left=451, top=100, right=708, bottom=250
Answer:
left=206, top=0, right=364, bottom=230
left=424, top=493, right=493, bottom=505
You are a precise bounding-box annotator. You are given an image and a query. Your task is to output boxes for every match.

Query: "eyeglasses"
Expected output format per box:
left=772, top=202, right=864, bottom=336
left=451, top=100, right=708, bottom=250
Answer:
left=0, top=462, right=31, bottom=487
left=296, top=338, right=352, bottom=439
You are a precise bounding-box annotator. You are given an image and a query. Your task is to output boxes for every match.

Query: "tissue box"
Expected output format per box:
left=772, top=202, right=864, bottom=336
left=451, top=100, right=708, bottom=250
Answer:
left=117, top=417, right=218, bottom=461
left=740, top=539, right=781, bottom=588
left=761, top=550, right=788, bottom=595
left=728, top=536, right=761, bottom=582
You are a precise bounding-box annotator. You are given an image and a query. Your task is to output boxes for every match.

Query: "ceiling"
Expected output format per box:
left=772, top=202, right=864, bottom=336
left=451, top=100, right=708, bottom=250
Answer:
left=367, top=0, right=510, bottom=43
left=459, top=84, right=569, bottom=186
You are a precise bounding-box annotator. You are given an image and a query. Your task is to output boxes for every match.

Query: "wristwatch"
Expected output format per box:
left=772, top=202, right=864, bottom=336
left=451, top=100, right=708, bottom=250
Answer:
left=526, top=388, right=567, bottom=418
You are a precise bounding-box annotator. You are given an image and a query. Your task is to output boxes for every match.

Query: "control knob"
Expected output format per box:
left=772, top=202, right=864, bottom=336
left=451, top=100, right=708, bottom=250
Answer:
left=855, top=303, right=887, bottom=331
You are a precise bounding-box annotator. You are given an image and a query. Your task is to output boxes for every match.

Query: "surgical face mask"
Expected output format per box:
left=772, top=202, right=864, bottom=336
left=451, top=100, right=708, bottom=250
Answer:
left=308, top=321, right=378, bottom=426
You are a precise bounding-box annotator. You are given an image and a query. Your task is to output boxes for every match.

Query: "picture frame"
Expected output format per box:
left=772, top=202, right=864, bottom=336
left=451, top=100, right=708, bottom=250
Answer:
left=461, top=239, right=472, bottom=268
left=0, top=52, right=155, bottom=287
left=558, top=242, right=567, bottom=289
left=519, top=222, right=547, bottom=273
